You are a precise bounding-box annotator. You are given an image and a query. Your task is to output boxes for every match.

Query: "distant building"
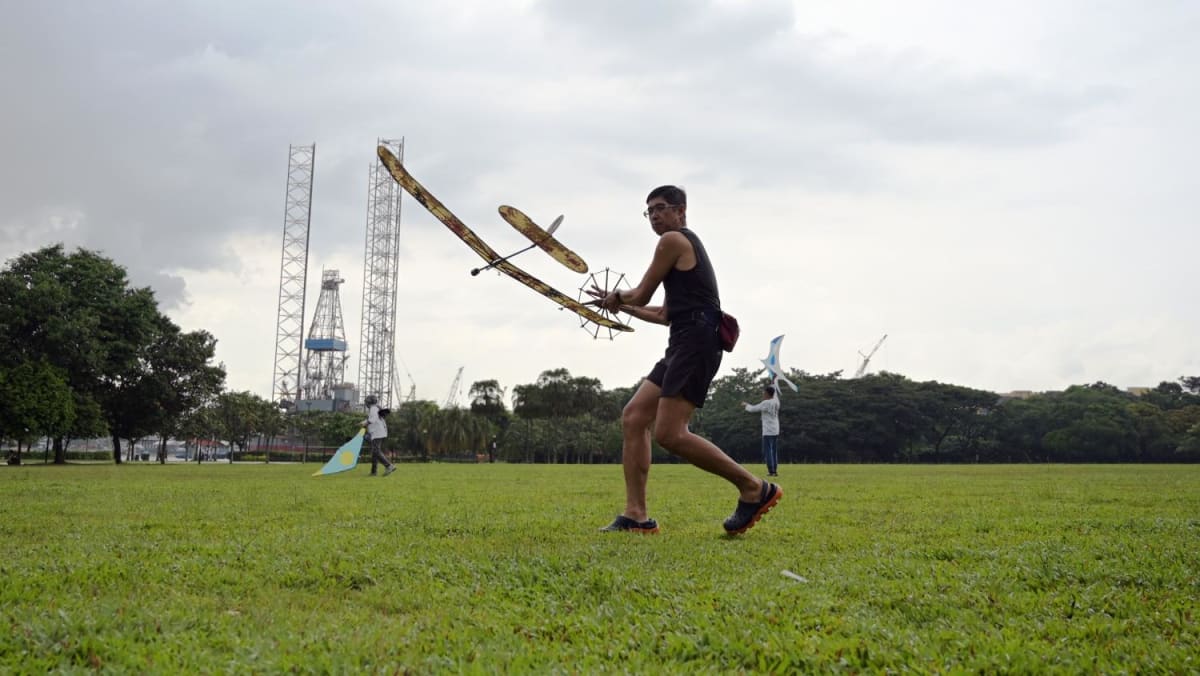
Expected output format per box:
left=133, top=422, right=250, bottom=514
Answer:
left=1125, top=387, right=1152, bottom=397
left=999, top=390, right=1035, bottom=401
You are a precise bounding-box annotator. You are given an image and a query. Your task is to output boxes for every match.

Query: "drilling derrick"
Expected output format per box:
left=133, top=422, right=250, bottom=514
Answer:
left=358, top=138, right=405, bottom=407
left=271, top=143, right=316, bottom=407
left=302, top=270, right=350, bottom=407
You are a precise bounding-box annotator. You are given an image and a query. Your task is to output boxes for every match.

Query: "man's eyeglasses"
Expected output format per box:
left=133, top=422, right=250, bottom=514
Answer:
left=643, top=204, right=681, bottom=218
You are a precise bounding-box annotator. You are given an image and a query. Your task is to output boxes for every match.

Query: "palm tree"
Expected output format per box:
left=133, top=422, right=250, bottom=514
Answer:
left=419, top=407, right=496, bottom=459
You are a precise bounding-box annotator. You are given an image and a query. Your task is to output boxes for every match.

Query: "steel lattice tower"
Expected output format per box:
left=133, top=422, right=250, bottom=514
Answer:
left=358, top=138, right=404, bottom=407
left=302, top=270, right=349, bottom=401
left=271, top=143, right=316, bottom=406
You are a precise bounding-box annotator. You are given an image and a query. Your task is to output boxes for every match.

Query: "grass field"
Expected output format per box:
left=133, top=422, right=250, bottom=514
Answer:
left=1, top=462, right=1197, bottom=673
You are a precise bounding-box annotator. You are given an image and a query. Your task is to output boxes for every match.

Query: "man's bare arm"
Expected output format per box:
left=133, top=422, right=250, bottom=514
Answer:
left=591, top=231, right=688, bottom=312
left=622, top=232, right=688, bottom=306
left=620, top=304, right=668, bottom=325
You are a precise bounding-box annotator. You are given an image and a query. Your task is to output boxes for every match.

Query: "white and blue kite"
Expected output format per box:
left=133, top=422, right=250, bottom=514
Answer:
left=761, top=335, right=799, bottom=392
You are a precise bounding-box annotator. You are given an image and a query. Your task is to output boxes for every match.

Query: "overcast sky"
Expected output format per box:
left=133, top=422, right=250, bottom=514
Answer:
left=3, top=1, right=1197, bottom=404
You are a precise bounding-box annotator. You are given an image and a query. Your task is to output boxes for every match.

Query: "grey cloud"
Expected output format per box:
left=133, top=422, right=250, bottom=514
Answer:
left=534, top=0, right=795, bottom=60
left=531, top=0, right=1118, bottom=184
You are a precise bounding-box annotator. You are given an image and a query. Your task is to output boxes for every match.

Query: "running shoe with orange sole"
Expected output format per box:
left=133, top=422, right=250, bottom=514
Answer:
left=723, top=481, right=782, bottom=535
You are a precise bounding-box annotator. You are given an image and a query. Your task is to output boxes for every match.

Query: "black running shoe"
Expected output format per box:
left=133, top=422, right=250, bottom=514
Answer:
left=723, top=482, right=782, bottom=535
left=599, top=515, right=660, bottom=534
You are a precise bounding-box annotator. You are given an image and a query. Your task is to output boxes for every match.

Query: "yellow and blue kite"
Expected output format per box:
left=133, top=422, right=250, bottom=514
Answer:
left=312, top=429, right=365, bottom=477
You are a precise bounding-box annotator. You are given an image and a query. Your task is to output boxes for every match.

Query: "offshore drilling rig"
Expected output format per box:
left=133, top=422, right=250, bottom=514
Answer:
left=270, top=139, right=407, bottom=413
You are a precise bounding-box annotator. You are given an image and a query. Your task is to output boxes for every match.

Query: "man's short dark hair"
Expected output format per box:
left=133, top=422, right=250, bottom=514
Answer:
left=764, top=385, right=775, bottom=396
left=647, top=185, right=687, bottom=206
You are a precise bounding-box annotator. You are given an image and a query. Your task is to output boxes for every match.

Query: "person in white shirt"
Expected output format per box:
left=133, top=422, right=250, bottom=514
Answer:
left=361, top=395, right=395, bottom=477
left=742, top=381, right=781, bottom=477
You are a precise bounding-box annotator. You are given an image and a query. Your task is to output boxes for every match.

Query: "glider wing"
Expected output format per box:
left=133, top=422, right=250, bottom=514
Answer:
left=498, top=205, right=588, bottom=274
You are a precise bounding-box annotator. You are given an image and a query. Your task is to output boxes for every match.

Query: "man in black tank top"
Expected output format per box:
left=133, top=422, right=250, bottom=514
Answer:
left=588, top=185, right=781, bottom=536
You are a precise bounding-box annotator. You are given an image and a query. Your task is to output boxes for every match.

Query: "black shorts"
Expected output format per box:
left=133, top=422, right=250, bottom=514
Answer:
left=647, top=319, right=723, bottom=408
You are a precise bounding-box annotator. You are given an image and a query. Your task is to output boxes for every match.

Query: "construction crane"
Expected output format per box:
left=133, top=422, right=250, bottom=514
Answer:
left=390, top=354, right=417, bottom=405
left=443, top=366, right=465, bottom=408
left=854, top=334, right=887, bottom=378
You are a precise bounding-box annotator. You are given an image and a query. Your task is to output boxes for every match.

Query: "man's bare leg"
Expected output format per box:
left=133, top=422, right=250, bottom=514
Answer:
left=654, top=395, right=763, bottom=502
left=619, top=380, right=660, bottom=521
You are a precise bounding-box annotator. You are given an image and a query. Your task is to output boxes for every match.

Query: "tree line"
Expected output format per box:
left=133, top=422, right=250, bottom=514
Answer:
left=3, top=245, right=1198, bottom=464
left=458, top=368, right=1200, bottom=465
left=342, top=367, right=1199, bottom=465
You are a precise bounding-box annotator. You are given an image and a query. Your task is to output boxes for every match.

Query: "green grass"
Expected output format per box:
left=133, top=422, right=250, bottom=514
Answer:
left=1, top=463, right=1197, bottom=673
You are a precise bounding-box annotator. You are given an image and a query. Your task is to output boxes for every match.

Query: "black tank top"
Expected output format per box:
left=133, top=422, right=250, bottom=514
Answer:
left=664, top=228, right=721, bottom=323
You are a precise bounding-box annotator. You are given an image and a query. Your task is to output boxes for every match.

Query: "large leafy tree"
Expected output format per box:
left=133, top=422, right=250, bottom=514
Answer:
left=147, top=323, right=225, bottom=462
left=765, top=371, right=855, bottom=463
left=0, top=360, right=74, bottom=461
left=469, top=379, right=507, bottom=420
left=211, top=391, right=278, bottom=459
left=289, top=410, right=324, bottom=462
left=176, top=405, right=218, bottom=462
left=102, top=296, right=228, bottom=463
left=512, top=369, right=603, bottom=420
left=314, top=411, right=362, bottom=448
left=0, top=246, right=162, bottom=462
left=908, top=381, right=999, bottom=461
left=1125, top=402, right=1175, bottom=461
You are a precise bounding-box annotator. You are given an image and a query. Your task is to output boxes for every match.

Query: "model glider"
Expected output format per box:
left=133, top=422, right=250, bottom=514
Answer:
left=376, top=146, right=631, bottom=332
left=312, top=429, right=365, bottom=477
left=761, top=335, right=800, bottom=392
